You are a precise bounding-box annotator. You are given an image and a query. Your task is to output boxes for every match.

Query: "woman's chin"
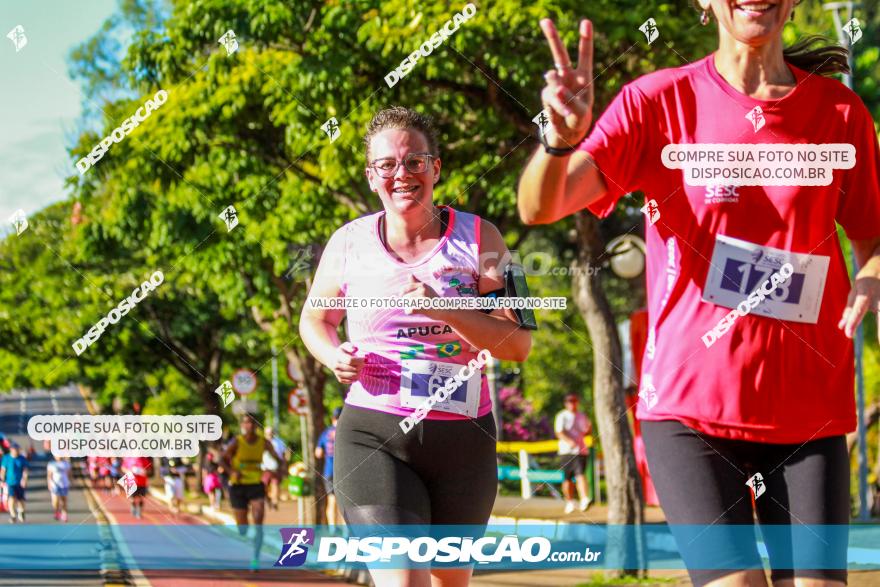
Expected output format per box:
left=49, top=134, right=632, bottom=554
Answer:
left=392, top=194, right=431, bottom=213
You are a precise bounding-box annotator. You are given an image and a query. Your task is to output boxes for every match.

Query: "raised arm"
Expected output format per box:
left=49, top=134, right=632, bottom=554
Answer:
left=518, top=18, right=608, bottom=225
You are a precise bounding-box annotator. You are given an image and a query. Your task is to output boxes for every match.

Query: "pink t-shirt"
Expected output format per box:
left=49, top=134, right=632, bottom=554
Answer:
left=122, top=456, right=152, bottom=487
left=580, top=53, right=880, bottom=443
left=326, top=205, right=492, bottom=420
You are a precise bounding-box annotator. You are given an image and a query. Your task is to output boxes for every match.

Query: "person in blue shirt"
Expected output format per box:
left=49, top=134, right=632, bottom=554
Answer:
left=315, top=407, right=341, bottom=527
left=0, top=443, right=29, bottom=523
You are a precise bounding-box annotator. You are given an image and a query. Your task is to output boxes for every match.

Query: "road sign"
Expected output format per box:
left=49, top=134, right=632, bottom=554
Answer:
left=231, top=369, right=257, bottom=395
left=288, top=389, right=307, bottom=415
left=286, top=360, right=301, bottom=382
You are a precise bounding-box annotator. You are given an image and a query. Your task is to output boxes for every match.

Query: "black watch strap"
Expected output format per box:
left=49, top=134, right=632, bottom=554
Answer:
left=539, top=130, right=588, bottom=156
left=478, top=288, right=506, bottom=314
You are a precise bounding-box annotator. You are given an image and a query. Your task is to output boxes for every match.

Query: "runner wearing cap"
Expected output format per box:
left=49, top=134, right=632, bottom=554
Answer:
left=300, top=106, right=532, bottom=586
left=518, top=4, right=880, bottom=585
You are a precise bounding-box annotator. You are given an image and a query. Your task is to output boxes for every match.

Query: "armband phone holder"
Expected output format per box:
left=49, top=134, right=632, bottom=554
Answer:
left=504, top=263, right=538, bottom=330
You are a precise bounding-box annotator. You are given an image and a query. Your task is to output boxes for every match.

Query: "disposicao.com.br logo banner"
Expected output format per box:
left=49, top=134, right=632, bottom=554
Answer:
left=275, top=524, right=603, bottom=570
left=0, top=524, right=875, bottom=571
left=266, top=524, right=862, bottom=571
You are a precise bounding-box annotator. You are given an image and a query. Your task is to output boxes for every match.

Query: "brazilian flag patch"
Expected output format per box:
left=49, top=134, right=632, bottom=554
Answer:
left=436, top=341, right=462, bottom=358
left=400, top=344, right=424, bottom=360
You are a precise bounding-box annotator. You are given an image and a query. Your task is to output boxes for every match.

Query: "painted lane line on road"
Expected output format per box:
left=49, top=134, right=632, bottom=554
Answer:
left=82, top=475, right=150, bottom=587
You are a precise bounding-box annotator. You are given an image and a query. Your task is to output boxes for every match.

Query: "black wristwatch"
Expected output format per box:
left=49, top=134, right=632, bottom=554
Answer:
left=539, top=130, right=588, bottom=156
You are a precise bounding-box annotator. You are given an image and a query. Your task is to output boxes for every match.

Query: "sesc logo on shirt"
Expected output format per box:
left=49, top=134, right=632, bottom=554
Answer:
left=704, top=184, right=740, bottom=205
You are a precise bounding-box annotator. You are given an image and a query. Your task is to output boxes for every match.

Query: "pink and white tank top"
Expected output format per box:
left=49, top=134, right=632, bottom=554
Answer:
left=330, top=205, right=492, bottom=420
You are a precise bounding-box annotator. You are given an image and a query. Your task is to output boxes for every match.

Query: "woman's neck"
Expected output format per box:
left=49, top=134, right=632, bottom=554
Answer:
left=384, top=206, right=442, bottom=246
left=714, top=36, right=795, bottom=97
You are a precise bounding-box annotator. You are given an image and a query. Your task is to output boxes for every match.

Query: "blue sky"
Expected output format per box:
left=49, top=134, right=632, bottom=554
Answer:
left=0, top=0, right=116, bottom=231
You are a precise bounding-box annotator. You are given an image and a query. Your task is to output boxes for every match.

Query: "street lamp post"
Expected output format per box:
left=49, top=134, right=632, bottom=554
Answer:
left=605, top=235, right=647, bottom=279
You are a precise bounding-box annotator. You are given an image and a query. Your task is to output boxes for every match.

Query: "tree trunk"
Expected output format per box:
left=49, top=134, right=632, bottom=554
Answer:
left=572, top=212, right=645, bottom=577
left=196, top=377, right=221, bottom=416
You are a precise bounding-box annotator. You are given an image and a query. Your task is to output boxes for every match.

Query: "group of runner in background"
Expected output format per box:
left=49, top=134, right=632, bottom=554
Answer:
left=2, top=393, right=587, bottom=528
left=0, top=422, right=308, bottom=525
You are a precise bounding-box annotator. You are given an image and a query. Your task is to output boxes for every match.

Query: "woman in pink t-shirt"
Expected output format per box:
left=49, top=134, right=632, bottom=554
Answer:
left=300, top=106, right=531, bottom=587
left=519, top=2, right=880, bottom=586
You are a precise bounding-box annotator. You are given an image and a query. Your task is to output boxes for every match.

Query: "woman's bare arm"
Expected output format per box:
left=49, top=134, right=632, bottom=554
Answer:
left=404, top=221, right=531, bottom=361
left=518, top=148, right=607, bottom=224
left=517, top=18, right=608, bottom=225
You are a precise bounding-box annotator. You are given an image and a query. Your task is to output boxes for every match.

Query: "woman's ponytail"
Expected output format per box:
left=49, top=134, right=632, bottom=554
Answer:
left=783, top=34, right=850, bottom=77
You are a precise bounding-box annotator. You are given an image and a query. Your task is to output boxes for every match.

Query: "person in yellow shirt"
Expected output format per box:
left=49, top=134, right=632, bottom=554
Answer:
left=222, top=413, right=282, bottom=571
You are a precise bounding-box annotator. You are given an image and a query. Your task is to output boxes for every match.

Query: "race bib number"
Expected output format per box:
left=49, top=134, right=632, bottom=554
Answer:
left=399, top=359, right=481, bottom=418
left=702, top=235, right=829, bottom=324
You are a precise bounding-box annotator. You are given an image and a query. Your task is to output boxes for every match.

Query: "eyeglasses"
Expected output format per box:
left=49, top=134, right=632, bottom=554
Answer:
left=369, top=153, right=434, bottom=178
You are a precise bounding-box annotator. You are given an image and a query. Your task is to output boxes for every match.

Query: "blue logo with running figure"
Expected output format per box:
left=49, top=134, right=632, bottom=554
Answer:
left=274, top=528, right=314, bottom=567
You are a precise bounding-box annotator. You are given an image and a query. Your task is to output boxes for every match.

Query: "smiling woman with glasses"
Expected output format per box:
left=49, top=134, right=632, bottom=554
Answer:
left=299, top=106, right=531, bottom=587
left=369, top=152, right=435, bottom=178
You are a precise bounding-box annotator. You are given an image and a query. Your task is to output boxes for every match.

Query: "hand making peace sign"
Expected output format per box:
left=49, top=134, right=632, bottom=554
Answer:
left=539, top=18, right=595, bottom=150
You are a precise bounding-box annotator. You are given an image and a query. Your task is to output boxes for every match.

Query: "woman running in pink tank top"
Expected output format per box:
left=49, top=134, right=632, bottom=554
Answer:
left=300, top=106, right=532, bottom=587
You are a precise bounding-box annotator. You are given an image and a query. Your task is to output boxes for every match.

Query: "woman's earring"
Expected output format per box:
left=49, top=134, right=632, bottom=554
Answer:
left=700, top=10, right=710, bottom=26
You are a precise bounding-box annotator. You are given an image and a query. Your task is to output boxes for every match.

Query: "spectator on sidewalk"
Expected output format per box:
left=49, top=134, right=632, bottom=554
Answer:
left=203, top=461, right=223, bottom=511
left=555, top=394, right=592, bottom=514
left=47, top=455, right=72, bottom=522
left=261, top=427, right=287, bottom=511
left=315, top=407, right=341, bottom=527
left=160, top=457, right=187, bottom=515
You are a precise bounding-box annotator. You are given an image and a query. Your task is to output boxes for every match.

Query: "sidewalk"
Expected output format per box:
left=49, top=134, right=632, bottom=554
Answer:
left=491, top=495, right=668, bottom=525
left=154, top=483, right=670, bottom=528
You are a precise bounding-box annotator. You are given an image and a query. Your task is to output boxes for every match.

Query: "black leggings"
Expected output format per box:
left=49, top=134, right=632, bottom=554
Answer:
left=642, top=420, right=849, bottom=586
left=334, top=405, right=498, bottom=527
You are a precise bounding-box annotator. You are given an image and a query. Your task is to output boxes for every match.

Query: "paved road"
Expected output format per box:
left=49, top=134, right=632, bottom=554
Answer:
left=8, top=388, right=874, bottom=587
left=0, top=386, right=108, bottom=586
left=0, top=387, right=347, bottom=586
left=95, top=486, right=345, bottom=586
